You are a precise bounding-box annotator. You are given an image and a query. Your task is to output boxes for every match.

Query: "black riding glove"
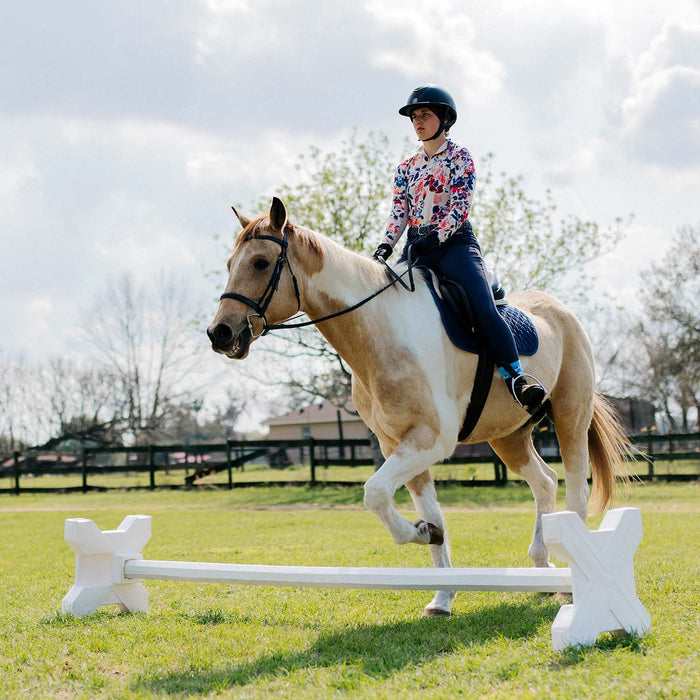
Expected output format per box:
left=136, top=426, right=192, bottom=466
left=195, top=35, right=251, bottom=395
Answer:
left=372, top=243, right=393, bottom=261
left=409, top=228, right=440, bottom=257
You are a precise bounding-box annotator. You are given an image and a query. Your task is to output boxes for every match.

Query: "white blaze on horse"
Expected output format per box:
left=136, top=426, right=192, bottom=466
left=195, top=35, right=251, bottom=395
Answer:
left=208, top=197, right=631, bottom=617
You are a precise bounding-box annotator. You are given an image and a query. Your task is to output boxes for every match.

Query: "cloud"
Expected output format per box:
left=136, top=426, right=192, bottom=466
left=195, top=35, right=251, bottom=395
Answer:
left=0, top=1, right=401, bottom=138
left=2, top=0, right=700, bottom=369
left=621, top=20, right=700, bottom=168
left=364, top=0, right=505, bottom=104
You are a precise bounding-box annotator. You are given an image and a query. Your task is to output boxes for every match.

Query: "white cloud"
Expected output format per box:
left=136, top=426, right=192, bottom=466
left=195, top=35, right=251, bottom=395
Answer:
left=621, top=20, right=700, bottom=168
left=365, top=0, right=505, bottom=104
left=2, top=0, right=700, bottom=371
left=19, top=298, right=56, bottom=346
left=26, top=298, right=54, bottom=317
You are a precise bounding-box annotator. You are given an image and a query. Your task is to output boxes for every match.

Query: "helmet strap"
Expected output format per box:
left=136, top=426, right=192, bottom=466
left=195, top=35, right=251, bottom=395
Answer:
left=421, top=120, right=446, bottom=142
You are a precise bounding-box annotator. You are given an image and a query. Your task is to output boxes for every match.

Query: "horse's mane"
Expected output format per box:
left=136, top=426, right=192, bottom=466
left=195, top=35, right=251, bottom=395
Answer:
left=235, top=216, right=324, bottom=259
left=233, top=214, right=394, bottom=288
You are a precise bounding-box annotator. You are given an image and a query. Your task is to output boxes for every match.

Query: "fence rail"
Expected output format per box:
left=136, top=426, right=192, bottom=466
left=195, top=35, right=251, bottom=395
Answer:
left=1, top=432, right=697, bottom=495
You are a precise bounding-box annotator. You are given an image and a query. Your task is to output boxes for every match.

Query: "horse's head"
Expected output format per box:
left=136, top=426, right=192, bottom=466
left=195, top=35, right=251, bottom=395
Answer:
left=207, top=197, right=304, bottom=359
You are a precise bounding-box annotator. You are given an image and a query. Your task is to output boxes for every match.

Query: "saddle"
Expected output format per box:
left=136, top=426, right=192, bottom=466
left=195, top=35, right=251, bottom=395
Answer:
left=432, top=269, right=506, bottom=333
left=424, top=268, right=538, bottom=356
left=421, top=268, right=540, bottom=441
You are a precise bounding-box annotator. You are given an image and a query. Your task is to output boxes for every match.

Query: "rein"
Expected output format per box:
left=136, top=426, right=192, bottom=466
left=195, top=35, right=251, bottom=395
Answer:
left=219, top=231, right=417, bottom=338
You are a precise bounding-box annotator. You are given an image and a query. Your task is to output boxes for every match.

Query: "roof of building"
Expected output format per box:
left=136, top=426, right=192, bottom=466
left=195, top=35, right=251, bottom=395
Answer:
left=265, top=400, right=361, bottom=427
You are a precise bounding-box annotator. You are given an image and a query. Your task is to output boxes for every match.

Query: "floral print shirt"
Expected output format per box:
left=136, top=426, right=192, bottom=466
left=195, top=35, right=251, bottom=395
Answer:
left=382, top=139, right=476, bottom=247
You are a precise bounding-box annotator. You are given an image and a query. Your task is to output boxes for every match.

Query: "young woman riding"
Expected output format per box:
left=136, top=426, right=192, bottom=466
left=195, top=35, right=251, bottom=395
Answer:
left=373, top=85, right=547, bottom=413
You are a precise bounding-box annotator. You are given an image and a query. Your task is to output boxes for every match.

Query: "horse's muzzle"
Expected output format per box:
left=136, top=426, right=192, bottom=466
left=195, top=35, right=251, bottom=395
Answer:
left=207, top=322, right=252, bottom=359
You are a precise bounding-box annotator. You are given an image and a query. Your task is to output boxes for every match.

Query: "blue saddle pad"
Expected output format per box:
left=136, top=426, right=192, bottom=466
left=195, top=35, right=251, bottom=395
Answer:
left=423, top=274, right=539, bottom=356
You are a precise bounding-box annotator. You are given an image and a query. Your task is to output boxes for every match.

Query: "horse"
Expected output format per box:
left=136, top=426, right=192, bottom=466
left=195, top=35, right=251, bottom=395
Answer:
left=207, top=197, right=631, bottom=617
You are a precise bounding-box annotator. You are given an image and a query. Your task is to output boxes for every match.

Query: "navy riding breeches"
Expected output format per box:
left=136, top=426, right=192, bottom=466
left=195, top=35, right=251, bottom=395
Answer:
left=401, top=230, right=519, bottom=369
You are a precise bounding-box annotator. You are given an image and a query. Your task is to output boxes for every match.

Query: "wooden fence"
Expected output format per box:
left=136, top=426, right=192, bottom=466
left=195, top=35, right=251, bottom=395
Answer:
left=1, top=432, right=698, bottom=495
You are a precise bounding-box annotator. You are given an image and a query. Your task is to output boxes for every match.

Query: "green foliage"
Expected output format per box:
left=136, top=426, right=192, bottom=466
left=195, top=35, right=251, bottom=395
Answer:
left=471, top=154, right=628, bottom=296
left=258, top=130, right=398, bottom=254
left=0, top=484, right=697, bottom=698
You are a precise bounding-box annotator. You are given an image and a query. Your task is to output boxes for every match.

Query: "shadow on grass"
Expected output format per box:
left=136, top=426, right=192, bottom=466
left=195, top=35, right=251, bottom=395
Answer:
left=131, top=599, right=558, bottom=695
left=549, top=630, right=650, bottom=669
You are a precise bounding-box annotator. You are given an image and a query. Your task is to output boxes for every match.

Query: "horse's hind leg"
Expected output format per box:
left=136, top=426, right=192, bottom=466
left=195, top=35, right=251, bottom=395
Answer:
left=551, top=396, right=593, bottom=522
left=489, top=428, right=558, bottom=567
left=406, top=471, right=454, bottom=616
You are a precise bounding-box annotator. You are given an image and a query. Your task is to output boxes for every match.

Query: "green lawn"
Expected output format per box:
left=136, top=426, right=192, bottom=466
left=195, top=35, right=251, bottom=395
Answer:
left=0, top=482, right=697, bottom=698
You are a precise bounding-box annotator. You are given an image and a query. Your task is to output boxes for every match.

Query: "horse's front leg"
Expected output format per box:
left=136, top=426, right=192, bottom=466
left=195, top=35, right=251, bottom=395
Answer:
left=363, top=429, right=447, bottom=546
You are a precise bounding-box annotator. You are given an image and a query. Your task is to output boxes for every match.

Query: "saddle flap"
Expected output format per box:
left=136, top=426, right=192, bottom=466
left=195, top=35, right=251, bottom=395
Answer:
left=428, top=268, right=505, bottom=331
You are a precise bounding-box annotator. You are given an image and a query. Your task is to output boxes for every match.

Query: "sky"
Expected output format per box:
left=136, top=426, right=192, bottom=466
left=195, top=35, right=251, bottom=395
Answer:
left=2, top=0, right=699, bottom=376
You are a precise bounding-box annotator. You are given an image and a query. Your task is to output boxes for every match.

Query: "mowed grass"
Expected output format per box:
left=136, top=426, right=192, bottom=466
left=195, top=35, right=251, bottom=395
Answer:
left=0, top=482, right=698, bottom=698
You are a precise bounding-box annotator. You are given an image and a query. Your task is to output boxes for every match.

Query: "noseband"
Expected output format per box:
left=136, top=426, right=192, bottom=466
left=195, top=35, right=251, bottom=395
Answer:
left=219, top=229, right=301, bottom=338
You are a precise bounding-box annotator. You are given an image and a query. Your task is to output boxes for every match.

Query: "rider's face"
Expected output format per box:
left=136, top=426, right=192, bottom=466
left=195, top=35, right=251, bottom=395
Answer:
left=410, top=108, right=440, bottom=140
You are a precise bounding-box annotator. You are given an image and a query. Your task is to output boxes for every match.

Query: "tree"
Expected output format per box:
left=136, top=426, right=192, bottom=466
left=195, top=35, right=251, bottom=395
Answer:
left=0, top=355, right=27, bottom=455
left=244, top=131, right=399, bottom=414
left=80, top=273, right=206, bottom=444
left=631, top=225, right=699, bottom=431
left=240, top=132, right=627, bottom=412
left=35, top=359, right=122, bottom=449
left=262, top=130, right=398, bottom=254
left=472, top=154, right=628, bottom=300
left=0, top=356, right=120, bottom=453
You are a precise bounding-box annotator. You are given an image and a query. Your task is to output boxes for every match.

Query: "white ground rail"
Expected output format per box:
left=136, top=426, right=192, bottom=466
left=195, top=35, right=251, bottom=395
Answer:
left=62, top=507, right=651, bottom=650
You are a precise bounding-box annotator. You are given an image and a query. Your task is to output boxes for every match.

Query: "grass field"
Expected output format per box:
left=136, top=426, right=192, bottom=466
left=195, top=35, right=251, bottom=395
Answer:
left=1, top=482, right=697, bottom=698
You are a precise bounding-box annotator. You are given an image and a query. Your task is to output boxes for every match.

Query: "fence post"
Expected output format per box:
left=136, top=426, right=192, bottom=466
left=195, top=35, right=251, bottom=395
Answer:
left=494, top=458, right=507, bottom=485
left=82, top=449, right=89, bottom=493
left=149, top=446, right=156, bottom=490
left=308, top=438, right=317, bottom=486
left=13, top=451, right=20, bottom=495
left=226, top=441, right=233, bottom=489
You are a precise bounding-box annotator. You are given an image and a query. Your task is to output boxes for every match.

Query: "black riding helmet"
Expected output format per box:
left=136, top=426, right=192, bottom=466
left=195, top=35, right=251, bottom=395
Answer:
left=399, top=85, right=457, bottom=141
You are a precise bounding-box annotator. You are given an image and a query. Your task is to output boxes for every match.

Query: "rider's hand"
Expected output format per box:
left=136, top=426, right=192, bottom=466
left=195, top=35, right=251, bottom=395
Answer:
left=372, top=243, right=393, bottom=261
left=410, top=230, right=439, bottom=257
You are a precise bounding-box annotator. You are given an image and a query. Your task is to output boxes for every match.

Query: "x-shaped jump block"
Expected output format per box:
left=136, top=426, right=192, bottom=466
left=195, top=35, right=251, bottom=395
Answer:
left=542, top=507, right=651, bottom=649
left=62, top=514, right=151, bottom=617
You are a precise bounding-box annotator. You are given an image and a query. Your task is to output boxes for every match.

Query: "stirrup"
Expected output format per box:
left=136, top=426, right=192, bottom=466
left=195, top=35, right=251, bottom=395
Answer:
left=508, top=373, right=547, bottom=414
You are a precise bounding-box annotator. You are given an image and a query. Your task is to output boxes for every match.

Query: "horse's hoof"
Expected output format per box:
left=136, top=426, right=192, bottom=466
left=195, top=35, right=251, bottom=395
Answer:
left=413, top=519, right=444, bottom=545
left=422, top=607, right=451, bottom=618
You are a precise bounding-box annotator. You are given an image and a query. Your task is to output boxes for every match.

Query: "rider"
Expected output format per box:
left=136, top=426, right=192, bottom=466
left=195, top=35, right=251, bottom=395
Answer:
left=373, top=84, right=547, bottom=414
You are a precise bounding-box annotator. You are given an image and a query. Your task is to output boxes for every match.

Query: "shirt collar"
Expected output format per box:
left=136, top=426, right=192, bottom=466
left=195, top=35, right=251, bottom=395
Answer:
left=418, top=138, right=451, bottom=159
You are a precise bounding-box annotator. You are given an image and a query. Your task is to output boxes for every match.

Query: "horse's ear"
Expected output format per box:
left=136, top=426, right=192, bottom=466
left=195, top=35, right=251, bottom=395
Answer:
left=270, top=197, right=287, bottom=231
left=231, top=206, right=250, bottom=230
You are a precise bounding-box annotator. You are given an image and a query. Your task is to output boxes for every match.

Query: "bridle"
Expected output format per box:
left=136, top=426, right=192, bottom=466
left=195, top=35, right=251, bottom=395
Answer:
left=219, top=228, right=417, bottom=338
left=219, top=228, right=302, bottom=338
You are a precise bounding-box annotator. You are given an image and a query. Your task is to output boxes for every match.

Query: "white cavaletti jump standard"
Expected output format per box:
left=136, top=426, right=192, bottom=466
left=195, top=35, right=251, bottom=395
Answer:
left=62, top=507, right=651, bottom=651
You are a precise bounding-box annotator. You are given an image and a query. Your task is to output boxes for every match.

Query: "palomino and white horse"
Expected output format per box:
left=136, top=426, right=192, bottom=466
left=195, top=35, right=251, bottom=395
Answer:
left=207, top=197, right=630, bottom=617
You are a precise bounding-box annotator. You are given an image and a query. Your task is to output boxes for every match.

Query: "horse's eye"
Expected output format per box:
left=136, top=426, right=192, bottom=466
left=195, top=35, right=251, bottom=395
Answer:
left=253, top=258, right=270, bottom=271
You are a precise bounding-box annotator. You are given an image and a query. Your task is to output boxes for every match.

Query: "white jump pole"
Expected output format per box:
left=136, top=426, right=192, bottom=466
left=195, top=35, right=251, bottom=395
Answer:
left=61, top=507, right=651, bottom=651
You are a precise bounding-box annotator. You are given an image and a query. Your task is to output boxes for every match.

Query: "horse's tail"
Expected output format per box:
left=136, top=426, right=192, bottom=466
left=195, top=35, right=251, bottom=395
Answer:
left=588, top=392, right=634, bottom=512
